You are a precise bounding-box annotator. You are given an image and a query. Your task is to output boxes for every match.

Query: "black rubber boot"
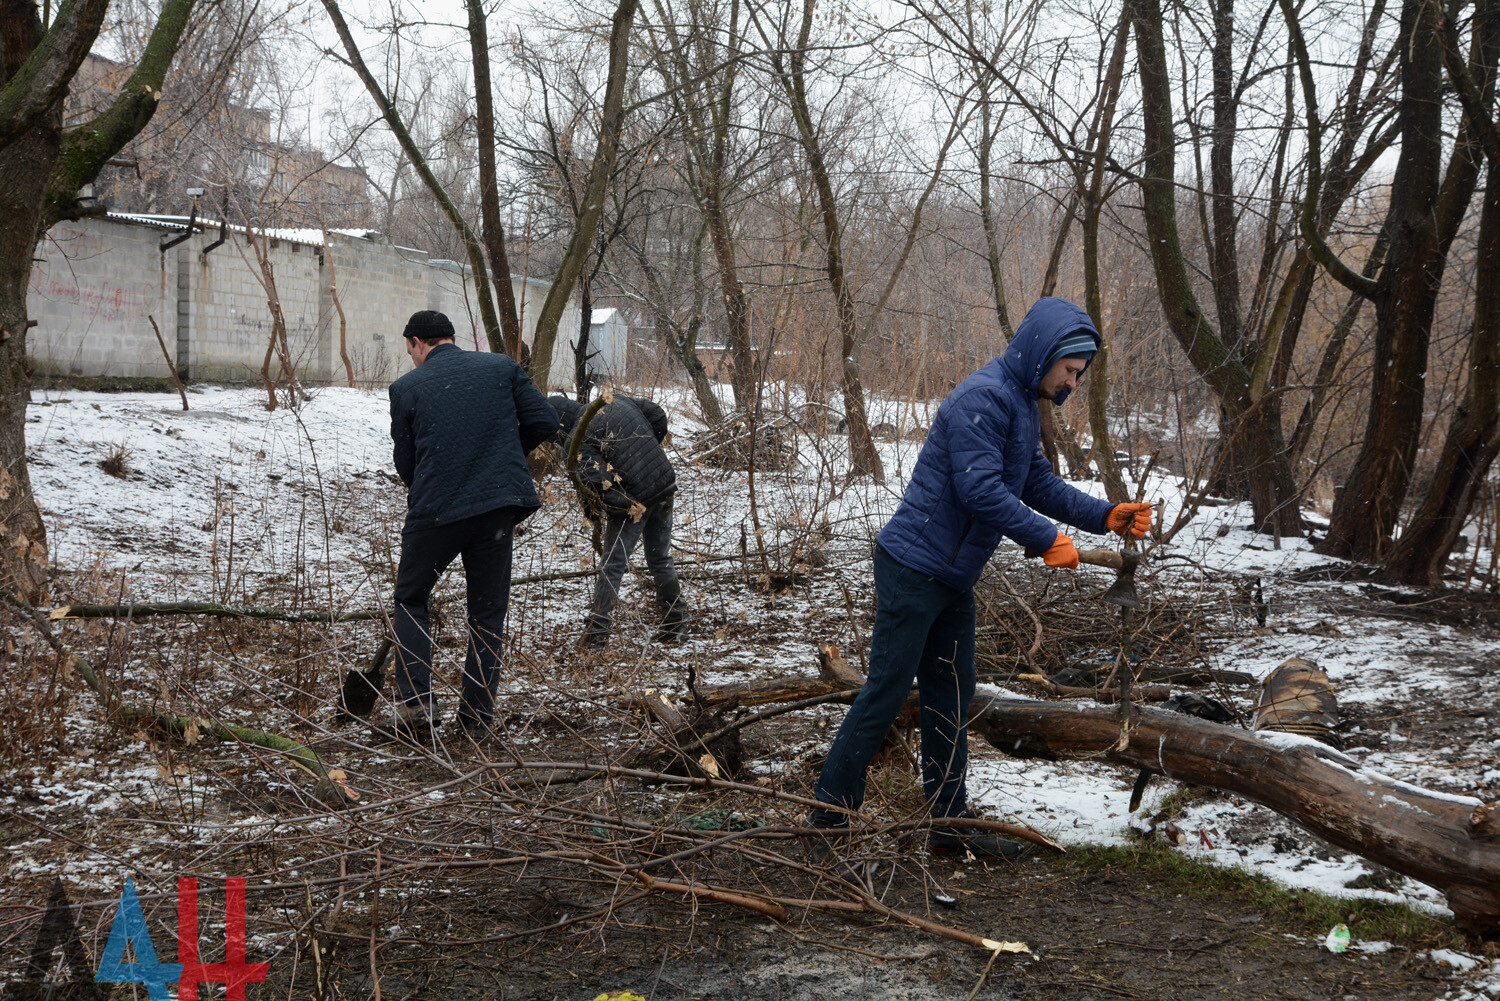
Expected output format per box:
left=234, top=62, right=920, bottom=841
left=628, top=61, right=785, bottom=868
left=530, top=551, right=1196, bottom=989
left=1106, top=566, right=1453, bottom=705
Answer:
left=928, top=814, right=1030, bottom=861
left=579, top=612, right=610, bottom=649
left=653, top=596, right=690, bottom=643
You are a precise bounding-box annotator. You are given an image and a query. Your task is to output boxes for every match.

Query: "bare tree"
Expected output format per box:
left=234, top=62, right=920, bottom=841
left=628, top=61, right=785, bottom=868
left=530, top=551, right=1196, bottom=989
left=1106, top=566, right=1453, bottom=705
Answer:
left=524, top=0, right=642, bottom=390
left=467, top=0, right=526, bottom=360
left=319, top=0, right=509, bottom=356
left=1382, top=0, right=1500, bottom=584
left=1290, top=0, right=1488, bottom=561
left=641, top=0, right=761, bottom=412
left=0, top=0, right=200, bottom=601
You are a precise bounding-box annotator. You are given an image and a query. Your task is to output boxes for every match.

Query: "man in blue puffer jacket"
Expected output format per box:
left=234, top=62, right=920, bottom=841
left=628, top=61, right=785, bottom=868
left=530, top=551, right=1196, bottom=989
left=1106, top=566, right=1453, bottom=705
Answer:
left=807, top=297, right=1153, bottom=871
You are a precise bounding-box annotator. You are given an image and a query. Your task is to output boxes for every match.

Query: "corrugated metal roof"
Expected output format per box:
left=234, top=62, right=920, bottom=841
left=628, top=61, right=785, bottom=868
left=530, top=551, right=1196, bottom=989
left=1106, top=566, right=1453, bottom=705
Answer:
left=104, top=213, right=376, bottom=249
left=99, top=213, right=558, bottom=288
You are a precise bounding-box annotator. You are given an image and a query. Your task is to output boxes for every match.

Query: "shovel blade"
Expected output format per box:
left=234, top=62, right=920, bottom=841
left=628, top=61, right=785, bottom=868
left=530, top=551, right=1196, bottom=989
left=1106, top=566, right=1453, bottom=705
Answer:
left=339, top=668, right=383, bottom=718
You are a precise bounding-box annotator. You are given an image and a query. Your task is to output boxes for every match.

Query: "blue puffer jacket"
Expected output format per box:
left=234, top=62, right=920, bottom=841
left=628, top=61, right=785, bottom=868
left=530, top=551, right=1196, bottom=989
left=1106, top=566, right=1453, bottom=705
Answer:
left=876, top=298, right=1115, bottom=590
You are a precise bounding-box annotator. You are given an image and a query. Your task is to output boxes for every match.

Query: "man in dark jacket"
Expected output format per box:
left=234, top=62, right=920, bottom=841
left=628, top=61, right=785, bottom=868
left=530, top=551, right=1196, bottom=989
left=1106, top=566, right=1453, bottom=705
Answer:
left=550, top=393, right=688, bottom=646
left=387, top=310, right=558, bottom=739
left=807, top=297, right=1152, bottom=869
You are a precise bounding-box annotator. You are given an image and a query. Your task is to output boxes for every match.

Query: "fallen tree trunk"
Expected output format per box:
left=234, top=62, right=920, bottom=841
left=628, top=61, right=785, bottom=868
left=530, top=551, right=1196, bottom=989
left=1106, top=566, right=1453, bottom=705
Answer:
left=704, top=646, right=1499, bottom=936
left=970, top=691, right=1500, bottom=937
left=48, top=601, right=378, bottom=623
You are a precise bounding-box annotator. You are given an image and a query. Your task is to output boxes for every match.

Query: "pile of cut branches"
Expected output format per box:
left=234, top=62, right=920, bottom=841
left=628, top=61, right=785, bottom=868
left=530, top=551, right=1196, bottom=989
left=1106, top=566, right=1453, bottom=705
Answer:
left=682, top=413, right=799, bottom=472
left=974, top=557, right=1244, bottom=682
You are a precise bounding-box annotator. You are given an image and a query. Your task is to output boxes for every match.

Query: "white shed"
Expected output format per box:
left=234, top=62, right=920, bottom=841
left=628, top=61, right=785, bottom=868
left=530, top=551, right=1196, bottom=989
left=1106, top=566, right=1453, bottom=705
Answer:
left=580, top=307, right=629, bottom=382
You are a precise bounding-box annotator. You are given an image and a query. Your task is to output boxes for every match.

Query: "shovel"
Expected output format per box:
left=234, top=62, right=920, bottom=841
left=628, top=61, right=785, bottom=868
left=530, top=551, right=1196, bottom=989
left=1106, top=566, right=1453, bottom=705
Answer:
left=339, top=638, right=392, bottom=719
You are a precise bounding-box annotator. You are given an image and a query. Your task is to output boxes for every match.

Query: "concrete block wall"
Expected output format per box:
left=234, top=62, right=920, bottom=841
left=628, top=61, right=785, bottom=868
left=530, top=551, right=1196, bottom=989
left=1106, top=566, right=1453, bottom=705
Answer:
left=28, top=216, right=577, bottom=388
left=427, top=261, right=489, bottom=353
left=327, top=238, right=431, bottom=386
left=183, top=234, right=326, bottom=383
left=28, top=219, right=178, bottom=379
left=520, top=278, right=583, bottom=391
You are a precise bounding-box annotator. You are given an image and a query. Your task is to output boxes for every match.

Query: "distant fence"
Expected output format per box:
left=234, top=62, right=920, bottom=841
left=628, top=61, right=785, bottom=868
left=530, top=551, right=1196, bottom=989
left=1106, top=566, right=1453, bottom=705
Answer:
left=28, top=214, right=586, bottom=388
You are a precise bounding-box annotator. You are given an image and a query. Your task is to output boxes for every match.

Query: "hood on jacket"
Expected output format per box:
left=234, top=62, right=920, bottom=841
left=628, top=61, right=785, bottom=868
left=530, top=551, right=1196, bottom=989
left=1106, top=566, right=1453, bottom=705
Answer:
left=548, top=395, right=585, bottom=441
left=999, top=297, right=1102, bottom=406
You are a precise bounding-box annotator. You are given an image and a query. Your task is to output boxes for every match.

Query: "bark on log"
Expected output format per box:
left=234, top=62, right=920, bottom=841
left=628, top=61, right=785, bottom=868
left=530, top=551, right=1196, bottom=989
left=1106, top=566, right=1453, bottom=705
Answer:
left=971, top=692, right=1500, bottom=936
left=1134, top=665, right=1257, bottom=686
left=1016, top=673, right=1173, bottom=703
left=699, top=674, right=846, bottom=708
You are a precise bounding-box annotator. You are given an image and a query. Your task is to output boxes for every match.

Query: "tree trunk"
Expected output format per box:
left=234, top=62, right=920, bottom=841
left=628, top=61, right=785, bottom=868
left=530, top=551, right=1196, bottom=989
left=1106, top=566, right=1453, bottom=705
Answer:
left=1079, top=9, right=1131, bottom=505
left=1320, top=0, right=1456, bottom=561
left=644, top=0, right=756, bottom=413
left=1050, top=407, right=1091, bottom=477
left=1130, top=0, right=1301, bottom=537
left=778, top=0, right=883, bottom=482
left=324, top=236, right=356, bottom=386
left=667, top=323, right=724, bottom=426
left=1207, top=0, right=1244, bottom=349
left=977, top=93, right=1014, bottom=339
left=1037, top=403, right=1061, bottom=474
left=1382, top=1, right=1500, bottom=585
left=630, top=221, right=724, bottom=424
left=0, top=122, right=54, bottom=603
left=1082, top=343, right=1127, bottom=501
left=467, top=0, right=524, bottom=359
left=970, top=697, right=1500, bottom=937
left=703, top=658, right=1500, bottom=936
left=704, top=188, right=756, bottom=413
left=0, top=0, right=198, bottom=602
left=576, top=265, right=593, bottom=400
left=527, top=0, right=640, bottom=389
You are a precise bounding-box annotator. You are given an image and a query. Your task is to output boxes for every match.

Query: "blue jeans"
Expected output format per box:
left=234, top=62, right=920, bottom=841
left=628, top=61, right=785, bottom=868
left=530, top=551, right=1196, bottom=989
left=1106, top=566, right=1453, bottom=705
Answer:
left=813, top=545, right=976, bottom=823
left=585, top=494, right=682, bottom=636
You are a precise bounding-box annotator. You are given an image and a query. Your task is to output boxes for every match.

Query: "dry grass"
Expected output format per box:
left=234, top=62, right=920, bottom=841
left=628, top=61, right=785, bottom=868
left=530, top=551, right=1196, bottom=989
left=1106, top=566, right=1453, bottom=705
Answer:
left=97, top=442, right=132, bottom=480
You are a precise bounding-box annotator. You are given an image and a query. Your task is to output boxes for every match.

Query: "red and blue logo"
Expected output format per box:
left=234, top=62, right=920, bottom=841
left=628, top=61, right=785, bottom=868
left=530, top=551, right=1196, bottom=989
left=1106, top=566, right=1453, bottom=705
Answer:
left=95, top=877, right=268, bottom=999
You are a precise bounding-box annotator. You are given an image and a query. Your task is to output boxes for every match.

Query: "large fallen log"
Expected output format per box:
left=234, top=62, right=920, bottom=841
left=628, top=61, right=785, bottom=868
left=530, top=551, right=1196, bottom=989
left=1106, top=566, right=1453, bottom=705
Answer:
left=970, top=690, right=1500, bottom=937
left=707, top=647, right=1499, bottom=936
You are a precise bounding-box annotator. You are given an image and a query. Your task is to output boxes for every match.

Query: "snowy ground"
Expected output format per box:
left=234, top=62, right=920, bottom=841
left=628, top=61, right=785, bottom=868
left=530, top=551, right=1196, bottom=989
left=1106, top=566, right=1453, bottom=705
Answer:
left=9, top=382, right=1500, bottom=997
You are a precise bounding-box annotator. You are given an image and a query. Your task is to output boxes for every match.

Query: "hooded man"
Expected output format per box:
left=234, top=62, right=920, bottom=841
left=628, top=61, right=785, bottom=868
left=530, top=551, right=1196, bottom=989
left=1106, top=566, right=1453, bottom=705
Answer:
left=806, top=297, right=1152, bottom=873
left=385, top=311, right=558, bottom=741
left=550, top=393, right=689, bottom=646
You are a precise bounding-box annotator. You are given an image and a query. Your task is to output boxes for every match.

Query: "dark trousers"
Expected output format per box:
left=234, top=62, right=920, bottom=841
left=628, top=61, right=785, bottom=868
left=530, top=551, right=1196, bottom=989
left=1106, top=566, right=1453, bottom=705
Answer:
left=587, top=494, right=681, bottom=634
left=393, top=507, right=516, bottom=725
left=813, top=544, right=976, bottom=824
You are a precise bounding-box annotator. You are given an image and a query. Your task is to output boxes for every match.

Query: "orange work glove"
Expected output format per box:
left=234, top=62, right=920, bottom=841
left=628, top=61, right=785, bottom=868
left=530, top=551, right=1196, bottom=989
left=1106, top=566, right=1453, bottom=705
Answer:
left=1040, top=533, right=1079, bottom=569
left=1107, top=501, right=1154, bottom=538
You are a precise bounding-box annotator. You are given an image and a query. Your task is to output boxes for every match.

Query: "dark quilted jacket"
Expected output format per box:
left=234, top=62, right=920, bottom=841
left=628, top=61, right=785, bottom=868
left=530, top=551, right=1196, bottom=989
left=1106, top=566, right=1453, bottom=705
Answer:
left=875, top=297, right=1115, bottom=590
left=552, top=394, right=675, bottom=510
left=389, top=343, right=559, bottom=532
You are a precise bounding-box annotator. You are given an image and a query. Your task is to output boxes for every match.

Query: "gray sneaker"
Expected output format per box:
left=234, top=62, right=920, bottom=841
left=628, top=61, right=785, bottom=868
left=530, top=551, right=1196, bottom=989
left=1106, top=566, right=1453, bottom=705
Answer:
left=375, top=700, right=439, bottom=744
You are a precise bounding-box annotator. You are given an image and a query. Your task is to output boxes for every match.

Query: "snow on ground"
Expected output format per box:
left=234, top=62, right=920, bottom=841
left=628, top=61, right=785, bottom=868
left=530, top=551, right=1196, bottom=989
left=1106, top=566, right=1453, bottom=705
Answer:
left=13, top=382, right=1500, bottom=994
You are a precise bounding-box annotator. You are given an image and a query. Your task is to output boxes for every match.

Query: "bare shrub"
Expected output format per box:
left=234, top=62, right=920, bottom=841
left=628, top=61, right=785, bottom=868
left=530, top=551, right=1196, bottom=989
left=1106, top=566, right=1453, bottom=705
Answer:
left=98, top=442, right=132, bottom=480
